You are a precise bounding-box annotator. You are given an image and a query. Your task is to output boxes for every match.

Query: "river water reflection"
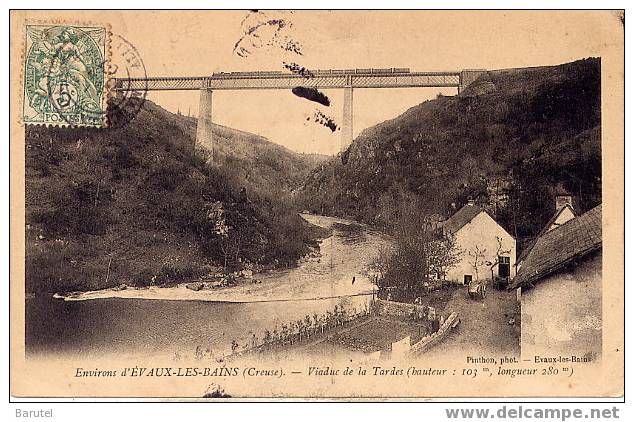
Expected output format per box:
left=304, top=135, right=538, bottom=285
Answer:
left=25, top=215, right=391, bottom=359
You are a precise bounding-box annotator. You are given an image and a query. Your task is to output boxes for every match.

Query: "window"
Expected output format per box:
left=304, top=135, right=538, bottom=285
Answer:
left=464, top=274, right=473, bottom=284
left=498, top=256, right=511, bottom=278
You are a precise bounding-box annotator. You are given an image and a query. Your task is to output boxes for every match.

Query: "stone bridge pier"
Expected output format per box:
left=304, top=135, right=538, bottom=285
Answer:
left=196, top=88, right=214, bottom=162
left=340, top=86, right=354, bottom=152
left=458, top=69, right=487, bottom=94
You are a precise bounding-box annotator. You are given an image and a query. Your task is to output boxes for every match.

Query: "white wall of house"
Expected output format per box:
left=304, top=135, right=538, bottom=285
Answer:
left=520, top=252, right=602, bottom=359
left=446, top=211, right=516, bottom=284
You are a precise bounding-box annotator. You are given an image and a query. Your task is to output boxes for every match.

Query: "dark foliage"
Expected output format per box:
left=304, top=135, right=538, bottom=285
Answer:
left=25, top=99, right=327, bottom=293
left=298, top=58, right=602, bottom=241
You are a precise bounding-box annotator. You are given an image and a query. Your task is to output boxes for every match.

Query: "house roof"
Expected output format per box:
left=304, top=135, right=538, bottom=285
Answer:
left=508, top=204, right=602, bottom=290
left=517, top=203, right=577, bottom=264
left=441, top=203, right=483, bottom=234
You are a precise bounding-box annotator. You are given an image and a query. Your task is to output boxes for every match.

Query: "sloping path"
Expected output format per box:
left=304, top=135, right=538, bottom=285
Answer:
left=425, top=286, right=520, bottom=358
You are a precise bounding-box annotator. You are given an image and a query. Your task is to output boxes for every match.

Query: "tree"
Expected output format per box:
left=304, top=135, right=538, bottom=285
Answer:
left=368, top=198, right=462, bottom=300
left=468, top=245, right=487, bottom=282
left=488, top=236, right=512, bottom=281
left=304, top=315, right=312, bottom=338
left=367, top=244, right=394, bottom=284
left=429, top=234, right=463, bottom=281
left=262, top=329, right=272, bottom=349
left=207, top=201, right=232, bottom=271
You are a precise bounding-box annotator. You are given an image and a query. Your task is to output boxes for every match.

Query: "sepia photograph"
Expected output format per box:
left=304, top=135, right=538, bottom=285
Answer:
left=8, top=8, right=624, bottom=401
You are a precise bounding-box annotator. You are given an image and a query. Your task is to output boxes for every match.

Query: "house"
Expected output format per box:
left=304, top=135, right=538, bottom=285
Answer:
left=516, top=194, right=577, bottom=272
left=508, top=204, right=602, bottom=359
left=441, top=200, right=516, bottom=285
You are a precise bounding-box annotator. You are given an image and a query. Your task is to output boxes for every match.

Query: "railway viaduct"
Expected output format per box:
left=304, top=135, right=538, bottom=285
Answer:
left=113, top=68, right=486, bottom=161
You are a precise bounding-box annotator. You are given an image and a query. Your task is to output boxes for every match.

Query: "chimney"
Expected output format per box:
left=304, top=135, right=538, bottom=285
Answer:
left=555, top=195, right=573, bottom=211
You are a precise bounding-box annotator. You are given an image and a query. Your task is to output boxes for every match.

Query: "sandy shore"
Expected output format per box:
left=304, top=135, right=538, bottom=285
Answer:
left=53, top=283, right=374, bottom=303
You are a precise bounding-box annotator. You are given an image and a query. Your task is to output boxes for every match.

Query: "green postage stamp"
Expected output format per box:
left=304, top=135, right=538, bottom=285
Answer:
left=22, top=24, right=108, bottom=127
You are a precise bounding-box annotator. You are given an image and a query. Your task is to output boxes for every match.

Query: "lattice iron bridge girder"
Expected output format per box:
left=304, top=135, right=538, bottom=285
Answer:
left=112, top=71, right=462, bottom=91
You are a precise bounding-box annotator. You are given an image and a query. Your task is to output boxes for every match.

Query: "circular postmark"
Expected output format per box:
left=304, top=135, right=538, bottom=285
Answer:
left=24, top=26, right=147, bottom=128
left=104, top=34, right=148, bottom=128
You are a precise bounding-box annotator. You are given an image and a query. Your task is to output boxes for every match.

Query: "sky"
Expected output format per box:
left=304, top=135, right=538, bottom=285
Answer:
left=103, top=10, right=621, bottom=156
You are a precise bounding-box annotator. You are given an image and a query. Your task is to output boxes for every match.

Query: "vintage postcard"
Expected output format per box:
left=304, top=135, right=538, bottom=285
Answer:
left=9, top=10, right=624, bottom=399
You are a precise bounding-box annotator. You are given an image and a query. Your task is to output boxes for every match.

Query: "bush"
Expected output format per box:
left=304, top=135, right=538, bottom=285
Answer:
left=31, top=199, right=110, bottom=236
left=147, top=161, right=188, bottom=191
left=113, top=144, right=138, bottom=170
left=160, top=261, right=202, bottom=282
left=29, top=175, right=113, bottom=237
left=26, top=244, right=102, bottom=293
left=132, top=269, right=155, bottom=287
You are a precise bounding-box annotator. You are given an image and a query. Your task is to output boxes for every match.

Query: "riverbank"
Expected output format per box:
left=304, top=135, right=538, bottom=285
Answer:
left=51, top=214, right=390, bottom=303
left=27, top=213, right=387, bottom=359
left=53, top=285, right=375, bottom=303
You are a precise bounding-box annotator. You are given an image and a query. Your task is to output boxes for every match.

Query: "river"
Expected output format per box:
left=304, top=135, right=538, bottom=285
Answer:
left=25, top=214, right=391, bottom=360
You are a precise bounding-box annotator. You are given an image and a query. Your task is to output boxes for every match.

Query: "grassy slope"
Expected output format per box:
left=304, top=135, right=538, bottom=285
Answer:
left=168, top=112, right=328, bottom=196
left=299, top=58, right=601, bottom=240
left=25, top=99, right=328, bottom=293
